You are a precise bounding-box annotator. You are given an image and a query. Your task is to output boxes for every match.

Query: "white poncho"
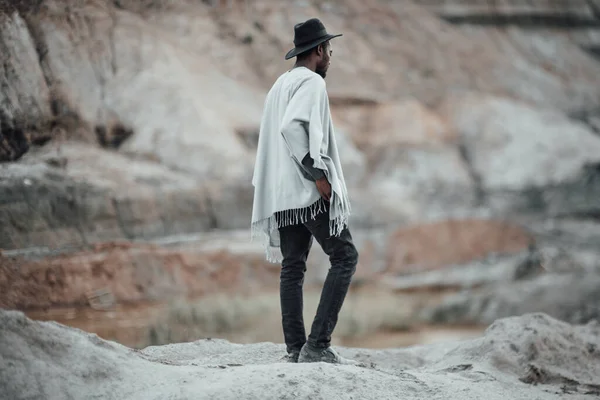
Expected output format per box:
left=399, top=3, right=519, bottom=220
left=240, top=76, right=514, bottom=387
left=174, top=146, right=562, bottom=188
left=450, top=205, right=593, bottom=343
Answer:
left=251, top=67, right=351, bottom=262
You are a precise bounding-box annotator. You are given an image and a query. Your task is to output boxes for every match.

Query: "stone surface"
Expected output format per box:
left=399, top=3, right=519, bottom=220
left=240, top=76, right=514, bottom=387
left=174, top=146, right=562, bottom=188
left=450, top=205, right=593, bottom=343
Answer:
left=366, top=146, right=476, bottom=220
left=0, top=0, right=600, bottom=340
left=383, top=251, right=540, bottom=292
left=439, top=94, right=600, bottom=191
left=332, top=100, right=457, bottom=152
left=332, top=100, right=476, bottom=226
left=0, top=12, right=50, bottom=125
left=31, top=0, right=260, bottom=183
left=436, top=94, right=600, bottom=219
left=0, top=240, right=280, bottom=309
left=422, top=273, right=600, bottom=326
left=384, top=219, right=534, bottom=274
left=0, top=11, right=52, bottom=161
left=1, top=0, right=600, bottom=237
left=5, top=0, right=599, bottom=143
left=157, top=0, right=600, bottom=110
left=0, top=143, right=215, bottom=250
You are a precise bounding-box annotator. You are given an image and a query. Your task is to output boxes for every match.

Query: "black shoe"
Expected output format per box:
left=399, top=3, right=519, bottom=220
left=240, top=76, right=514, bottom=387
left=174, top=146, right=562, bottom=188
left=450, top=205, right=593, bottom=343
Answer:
left=297, top=343, right=360, bottom=365
left=282, top=350, right=300, bottom=363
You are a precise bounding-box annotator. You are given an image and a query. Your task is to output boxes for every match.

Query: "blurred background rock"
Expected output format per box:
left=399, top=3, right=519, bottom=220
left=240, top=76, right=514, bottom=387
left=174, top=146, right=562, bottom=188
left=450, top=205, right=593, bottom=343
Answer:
left=1, top=0, right=599, bottom=349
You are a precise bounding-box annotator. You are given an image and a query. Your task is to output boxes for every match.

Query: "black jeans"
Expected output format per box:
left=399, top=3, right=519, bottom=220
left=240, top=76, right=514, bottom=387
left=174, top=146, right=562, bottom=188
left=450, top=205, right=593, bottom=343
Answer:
left=278, top=206, right=358, bottom=353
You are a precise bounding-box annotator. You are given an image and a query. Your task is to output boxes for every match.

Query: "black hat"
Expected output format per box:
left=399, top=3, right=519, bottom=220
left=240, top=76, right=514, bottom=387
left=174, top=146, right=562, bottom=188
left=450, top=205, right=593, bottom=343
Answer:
left=284, top=18, right=342, bottom=60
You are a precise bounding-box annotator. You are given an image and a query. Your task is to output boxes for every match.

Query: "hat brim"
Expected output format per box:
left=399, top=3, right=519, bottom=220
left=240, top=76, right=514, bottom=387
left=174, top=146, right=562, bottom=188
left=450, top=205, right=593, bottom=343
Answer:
left=284, top=33, right=342, bottom=60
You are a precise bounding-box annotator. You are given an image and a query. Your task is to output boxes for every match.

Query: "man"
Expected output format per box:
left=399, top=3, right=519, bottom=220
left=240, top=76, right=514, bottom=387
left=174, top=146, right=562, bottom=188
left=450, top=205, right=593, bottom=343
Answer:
left=251, top=18, right=359, bottom=364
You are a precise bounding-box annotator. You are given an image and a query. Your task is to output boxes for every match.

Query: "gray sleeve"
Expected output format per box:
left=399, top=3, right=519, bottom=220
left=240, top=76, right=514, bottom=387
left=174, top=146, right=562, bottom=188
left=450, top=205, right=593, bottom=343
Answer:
left=301, top=152, right=326, bottom=180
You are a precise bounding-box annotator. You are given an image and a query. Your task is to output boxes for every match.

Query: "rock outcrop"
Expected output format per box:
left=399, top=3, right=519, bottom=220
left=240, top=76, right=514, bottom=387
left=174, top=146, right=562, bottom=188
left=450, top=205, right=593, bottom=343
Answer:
left=1, top=310, right=599, bottom=399
left=422, top=273, right=600, bottom=326
left=157, top=0, right=600, bottom=110
left=384, top=219, right=534, bottom=274
left=438, top=94, right=600, bottom=215
left=2, top=0, right=600, bottom=241
left=0, top=10, right=52, bottom=161
left=1, top=0, right=600, bottom=346
left=0, top=143, right=216, bottom=250
left=0, top=239, right=280, bottom=310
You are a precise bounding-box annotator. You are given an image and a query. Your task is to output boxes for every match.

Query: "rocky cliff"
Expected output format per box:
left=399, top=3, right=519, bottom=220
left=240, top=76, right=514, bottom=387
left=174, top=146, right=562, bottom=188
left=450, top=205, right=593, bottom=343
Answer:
left=1, top=0, right=600, bottom=324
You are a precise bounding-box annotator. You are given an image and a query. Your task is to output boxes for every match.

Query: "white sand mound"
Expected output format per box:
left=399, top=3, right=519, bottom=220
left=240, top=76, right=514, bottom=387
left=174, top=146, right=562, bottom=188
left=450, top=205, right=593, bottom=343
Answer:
left=1, top=310, right=599, bottom=400
left=424, top=313, right=600, bottom=387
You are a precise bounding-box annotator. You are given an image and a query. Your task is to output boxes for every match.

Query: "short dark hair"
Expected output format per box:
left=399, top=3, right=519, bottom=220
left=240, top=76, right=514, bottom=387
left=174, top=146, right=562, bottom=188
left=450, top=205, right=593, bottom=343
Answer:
left=296, top=41, right=330, bottom=61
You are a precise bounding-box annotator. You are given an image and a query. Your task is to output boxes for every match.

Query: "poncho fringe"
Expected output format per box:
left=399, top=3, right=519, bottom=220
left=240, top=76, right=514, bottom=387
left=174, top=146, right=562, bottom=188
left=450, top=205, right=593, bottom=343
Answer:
left=250, top=196, right=350, bottom=263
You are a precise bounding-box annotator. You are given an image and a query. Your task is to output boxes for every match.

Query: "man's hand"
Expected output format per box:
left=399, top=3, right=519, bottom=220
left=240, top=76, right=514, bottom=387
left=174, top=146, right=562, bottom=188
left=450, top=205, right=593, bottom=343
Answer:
left=316, top=177, right=331, bottom=202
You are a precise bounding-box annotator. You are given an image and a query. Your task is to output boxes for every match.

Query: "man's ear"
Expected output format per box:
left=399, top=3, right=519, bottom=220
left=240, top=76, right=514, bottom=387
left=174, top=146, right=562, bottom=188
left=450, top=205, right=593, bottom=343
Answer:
left=316, top=43, right=324, bottom=57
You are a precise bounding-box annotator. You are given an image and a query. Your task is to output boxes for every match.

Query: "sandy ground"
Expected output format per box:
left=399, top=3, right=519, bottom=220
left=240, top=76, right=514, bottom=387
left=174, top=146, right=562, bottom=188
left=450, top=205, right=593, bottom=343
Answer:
left=1, top=310, right=599, bottom=400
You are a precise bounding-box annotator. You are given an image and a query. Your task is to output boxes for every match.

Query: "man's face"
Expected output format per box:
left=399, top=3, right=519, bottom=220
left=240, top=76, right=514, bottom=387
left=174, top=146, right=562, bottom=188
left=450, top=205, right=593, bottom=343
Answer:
left=315, top=42, right=332, bottom=79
